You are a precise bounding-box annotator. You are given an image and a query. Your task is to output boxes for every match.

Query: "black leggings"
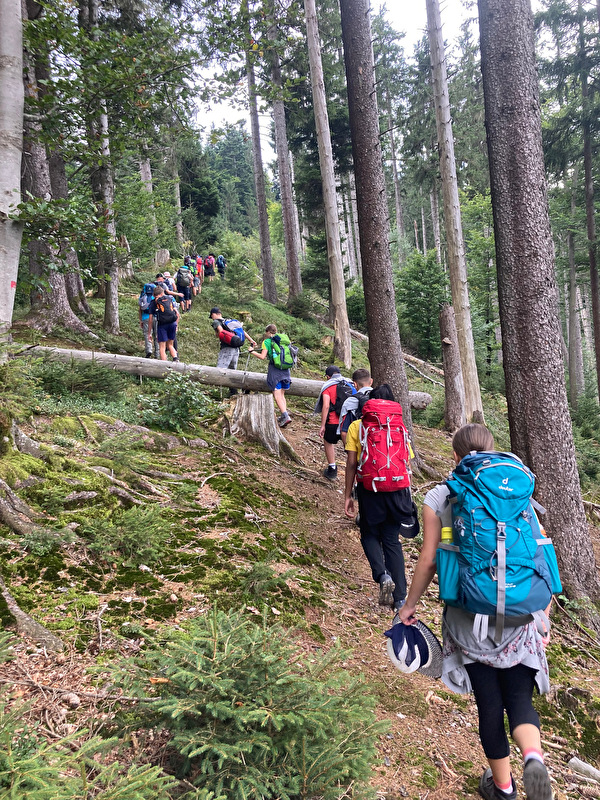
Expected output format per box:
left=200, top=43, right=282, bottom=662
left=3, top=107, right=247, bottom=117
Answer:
left=465, top=662, right=540, bottom=760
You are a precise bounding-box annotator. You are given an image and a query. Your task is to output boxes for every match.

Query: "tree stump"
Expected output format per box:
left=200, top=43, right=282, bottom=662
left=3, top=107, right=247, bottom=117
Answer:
left=230, top=394, right=301, bottom=461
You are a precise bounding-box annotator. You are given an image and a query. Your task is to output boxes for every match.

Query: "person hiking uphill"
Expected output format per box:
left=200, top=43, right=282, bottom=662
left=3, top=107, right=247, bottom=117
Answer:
left=399, top=423, right=556, bottom=800
left=315, top=365, right=355, bottom=480
left=248, top=323, right=294, bottom=428
left=337, top=367, right=373, bottom=444
left=148, top=284, right=179, bottom=362
left=209, top=307, right=258, bottom=397
left=344, top=384, right=416, bottom=615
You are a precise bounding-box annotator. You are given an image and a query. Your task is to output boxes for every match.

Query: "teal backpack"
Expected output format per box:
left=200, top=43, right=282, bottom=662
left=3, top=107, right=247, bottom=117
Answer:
left=436, top=451, right=562, bottom=642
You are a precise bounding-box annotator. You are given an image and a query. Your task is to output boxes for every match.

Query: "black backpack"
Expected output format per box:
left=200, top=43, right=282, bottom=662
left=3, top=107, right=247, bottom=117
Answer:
left=154, top=295, right=177, bottom=325
left=332, top=380, right=355, bottom=416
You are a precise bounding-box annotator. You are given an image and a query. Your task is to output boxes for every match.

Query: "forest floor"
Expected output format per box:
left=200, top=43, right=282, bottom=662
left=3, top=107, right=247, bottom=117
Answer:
left=2, top=403, right=600, bottom=800
left=3, top=285, right=600, bottom=799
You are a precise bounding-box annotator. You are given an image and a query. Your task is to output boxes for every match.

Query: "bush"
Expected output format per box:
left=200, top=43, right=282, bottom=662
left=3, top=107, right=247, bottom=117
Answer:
left=79, top=505, right=173, bottom=565
left=110, top=608, right=384, bottom=800
left=139, top=372, right=222, bottom=433
left=33, top=359, right=129, bottom=400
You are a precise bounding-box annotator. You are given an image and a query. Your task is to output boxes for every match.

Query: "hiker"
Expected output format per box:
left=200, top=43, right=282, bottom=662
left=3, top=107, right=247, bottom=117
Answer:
left=204, top=253, right=216, bottom=282
left=154, top=273, right=182, bottom=353
left=175, top=262, right=193, bottom=312
left=315, top=365, right=355, bottom=480
left=210, top=307, right=258, bottom=397
left=249, top=323, right=295, bottom=427
left=192, top=255, right=202, bottom=296
left=216, top=254, right=227, bottom=280
left=399, top=423, right=557, bottom=800
left=337, top=367, right=373, bottom=444
left=138, top=282, right=158, bottom=358
left=344, top=384, right=415, bottom=615
left=148, top=284, right=179, bottom=362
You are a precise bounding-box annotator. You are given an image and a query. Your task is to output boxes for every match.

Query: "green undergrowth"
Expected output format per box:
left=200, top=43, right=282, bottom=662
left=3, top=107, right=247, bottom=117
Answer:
left=104, top=608, right=385, bottom=800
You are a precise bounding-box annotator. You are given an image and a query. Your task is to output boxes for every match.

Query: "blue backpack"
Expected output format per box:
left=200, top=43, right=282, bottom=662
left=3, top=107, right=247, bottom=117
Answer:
left=223, top=319, right=245, bottom=345
left=436, top=451, right=562, bottom=643
left=139, top=283, right=155, bottom=312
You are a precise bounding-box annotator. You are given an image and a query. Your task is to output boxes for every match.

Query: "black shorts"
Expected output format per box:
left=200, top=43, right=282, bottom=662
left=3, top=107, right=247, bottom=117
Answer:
left=178, top=285, right=192, bottom=301
left=323, top=423, right=341, bottom=444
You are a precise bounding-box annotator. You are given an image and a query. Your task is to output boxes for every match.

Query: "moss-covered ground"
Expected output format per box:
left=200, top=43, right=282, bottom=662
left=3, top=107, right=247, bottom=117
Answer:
left=2, top=277, right=600, bottom=799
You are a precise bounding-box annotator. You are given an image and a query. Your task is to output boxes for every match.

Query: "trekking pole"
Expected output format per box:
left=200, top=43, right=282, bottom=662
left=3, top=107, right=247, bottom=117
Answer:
left=240, top=348, right=252, bottom=391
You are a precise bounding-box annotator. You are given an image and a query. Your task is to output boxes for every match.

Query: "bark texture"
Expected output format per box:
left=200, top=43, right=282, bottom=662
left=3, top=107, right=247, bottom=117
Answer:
left=21, top=10, right=93, bottom=337
left=230, top=394, right=299, bottom=460
left=304, top=0, right=352, bottom=367
left=24, top=346, right=433, bottom=407
left=478, top=0, right=600, bottom=612
left=440, top=304, right=466, bottom=431
left=268, top=25, right=302, bottom=300
left=339, top=0, right=413, bottom=438
left=0, top=0, right=24, bottom=345
left=246, top=48, right=277, bottom=304
left=427, top=0, right=483, bottom=423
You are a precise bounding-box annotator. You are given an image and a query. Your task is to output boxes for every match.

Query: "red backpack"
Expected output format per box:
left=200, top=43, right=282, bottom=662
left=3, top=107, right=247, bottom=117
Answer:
left=357, top=399, right=411, bottom=492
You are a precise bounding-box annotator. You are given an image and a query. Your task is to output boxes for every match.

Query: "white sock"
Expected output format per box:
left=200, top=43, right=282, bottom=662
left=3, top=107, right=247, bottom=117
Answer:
left=523, top=750, right=544, bottom=765
left=329, top=463, right=336, bottom=469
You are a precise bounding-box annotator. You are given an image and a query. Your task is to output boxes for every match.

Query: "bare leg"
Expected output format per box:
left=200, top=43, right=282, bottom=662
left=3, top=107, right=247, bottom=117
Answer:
left=324, top=440, right=337, bottom=465
left=159, top=341, right=167, bottom=361
left=272, top=388, right=287, bottom=414
left=167, top=340, right=178, bottom=359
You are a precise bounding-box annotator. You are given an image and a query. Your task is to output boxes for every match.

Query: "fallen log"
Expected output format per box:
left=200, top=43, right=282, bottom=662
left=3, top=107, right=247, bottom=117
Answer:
left=19, top=347, right=432, bottom=408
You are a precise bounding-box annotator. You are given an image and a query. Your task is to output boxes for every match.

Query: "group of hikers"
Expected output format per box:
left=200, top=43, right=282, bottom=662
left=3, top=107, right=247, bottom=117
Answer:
left=138, top=253, right=227, bottom=360
left=136, top=296, right=558, bottom=800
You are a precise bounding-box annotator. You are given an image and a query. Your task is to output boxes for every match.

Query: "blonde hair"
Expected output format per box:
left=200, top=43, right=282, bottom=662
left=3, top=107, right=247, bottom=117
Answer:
left=452, top=424, right=495, bottom=459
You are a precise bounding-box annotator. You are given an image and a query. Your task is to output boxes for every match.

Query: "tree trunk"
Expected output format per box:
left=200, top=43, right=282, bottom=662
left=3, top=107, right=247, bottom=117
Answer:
left=430, top=183, right=442, bottom=266
left=245, top=29, right=277, bottom=305
left=440, top=304, right=466, bottom=431
left=427, top=0, right=484, bottom=423
left=0, top=0, right=24, bottom=350
left=421, top=202, right=427, bottom=253
left=386, top=90, right=405, bottom=266
left=478, top=0, right=600, bottom=614
left=413, top=220, right=420, bottom=253
left=24, top=346, right=433, bottom=407
left=304, top=0, right=352, bottom=367
left=48, top=150, right=91, bottom=317
left=568, top=167, right=584, bottom=407
left=139, top=146, right=158, bottom=241
left=96, top=102, right=120, bottom=335
left=21, top=12, right=92, bottom=337
left=167, top=147, right=184, bottom=253
left=342, top=173, right=359, bottom=279
left=268, top=25, right=302, bottom=300
left=578, top=3, right=600, bottom=400
left=339, top=0, right=414, bottom=443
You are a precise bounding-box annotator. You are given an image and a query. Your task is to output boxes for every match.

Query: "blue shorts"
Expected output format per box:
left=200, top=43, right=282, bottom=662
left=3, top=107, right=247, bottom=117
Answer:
left=157, top=322, right=177, bottom=342
left=275, top=379, right=291, bottom=391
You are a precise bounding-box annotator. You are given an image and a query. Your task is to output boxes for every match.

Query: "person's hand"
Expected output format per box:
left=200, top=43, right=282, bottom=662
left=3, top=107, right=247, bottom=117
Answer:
left=399, top=603, right=418, bottom=625
left=344, top=497, right=355, bottom=518
left=319, top=425, right=325, bottom=438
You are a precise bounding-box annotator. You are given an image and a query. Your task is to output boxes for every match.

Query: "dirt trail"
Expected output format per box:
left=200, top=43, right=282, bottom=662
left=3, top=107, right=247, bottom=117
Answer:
left=280, top=414, right=571, bottom=800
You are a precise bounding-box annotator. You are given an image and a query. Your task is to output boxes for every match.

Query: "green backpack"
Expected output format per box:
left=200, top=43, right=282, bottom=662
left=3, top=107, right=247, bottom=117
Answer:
left=267, top=334, right=298, bottom=369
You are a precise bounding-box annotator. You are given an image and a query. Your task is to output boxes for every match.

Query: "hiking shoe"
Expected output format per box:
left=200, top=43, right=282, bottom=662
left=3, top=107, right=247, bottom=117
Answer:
left=392, top=599, right=405, bottom=625
left=378, top=575, right=395, bottom=607
left=144, top=352, right=153, bottom=358
left=523, top=760, right=552, bottom=800
left=279, top=413, right=292, bottom=428
left=323, top=465, right=338, bottom=481
left=479, top=769, right=517, bottom=800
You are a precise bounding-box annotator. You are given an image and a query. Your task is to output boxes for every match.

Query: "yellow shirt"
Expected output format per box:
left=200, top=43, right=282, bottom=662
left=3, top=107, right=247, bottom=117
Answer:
left=345, top=419, right=414, bottom=460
